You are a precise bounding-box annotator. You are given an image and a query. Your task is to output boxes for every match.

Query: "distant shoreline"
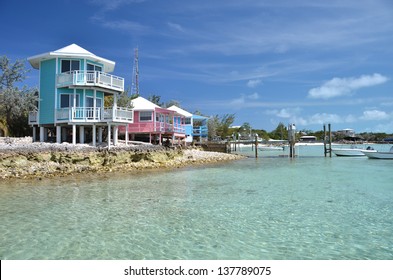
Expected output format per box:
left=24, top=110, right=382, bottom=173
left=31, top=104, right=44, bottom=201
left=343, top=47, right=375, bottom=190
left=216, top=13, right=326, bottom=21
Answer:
left=0, top=137, right=245, bottom=180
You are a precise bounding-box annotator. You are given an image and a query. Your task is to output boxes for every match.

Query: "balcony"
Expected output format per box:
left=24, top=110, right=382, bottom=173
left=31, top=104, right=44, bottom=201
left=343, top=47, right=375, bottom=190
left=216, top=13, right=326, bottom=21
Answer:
left=193, top=125, right=208, bottom=137
left=57, top=70, right=124, bottom=92
left=55, top=107, right=133, bottom=123
left=28, top=111, right=38, bottom=125
left=121, top=122, right=185, bottom=134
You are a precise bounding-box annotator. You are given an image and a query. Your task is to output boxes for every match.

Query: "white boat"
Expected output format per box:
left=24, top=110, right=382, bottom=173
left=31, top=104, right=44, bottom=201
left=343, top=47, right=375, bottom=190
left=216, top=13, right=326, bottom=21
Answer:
left=259, top=145, right=285, bottom=151
left=332, top=146, right=376, bottom=157
left=363, top=146, right=393, bottom=159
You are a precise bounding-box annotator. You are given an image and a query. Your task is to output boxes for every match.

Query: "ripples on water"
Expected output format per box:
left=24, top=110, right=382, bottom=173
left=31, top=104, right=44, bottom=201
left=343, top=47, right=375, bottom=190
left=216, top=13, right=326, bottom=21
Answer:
left=1, top=145, right=392, bottom=259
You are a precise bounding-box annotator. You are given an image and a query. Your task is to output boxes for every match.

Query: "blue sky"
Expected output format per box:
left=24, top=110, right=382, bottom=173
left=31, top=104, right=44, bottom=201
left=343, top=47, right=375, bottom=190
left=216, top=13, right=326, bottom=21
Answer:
left=2, top=0, right=393, bottom=133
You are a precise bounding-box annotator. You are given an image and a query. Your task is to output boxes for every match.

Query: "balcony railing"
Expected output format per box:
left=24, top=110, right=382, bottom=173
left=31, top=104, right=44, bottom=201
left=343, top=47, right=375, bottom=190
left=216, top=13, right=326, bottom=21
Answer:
left=57, top=71, right=124, bottom=91
left=193, top=125, right=208, bottom=136
left=55, top=107, right=133, bottom=123
left=121, top=122, right=185, bottom=134
left=28, top=111, right=38, bottom=125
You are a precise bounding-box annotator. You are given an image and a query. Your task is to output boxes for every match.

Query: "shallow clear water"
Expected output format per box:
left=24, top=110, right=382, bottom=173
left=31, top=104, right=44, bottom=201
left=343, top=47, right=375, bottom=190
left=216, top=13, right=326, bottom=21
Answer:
left=1, top=145, right=393, bottom=259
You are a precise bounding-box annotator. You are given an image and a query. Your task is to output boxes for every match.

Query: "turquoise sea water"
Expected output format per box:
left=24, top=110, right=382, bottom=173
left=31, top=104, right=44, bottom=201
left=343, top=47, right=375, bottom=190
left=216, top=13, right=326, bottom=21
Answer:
left=1, top=144, right=393, bottom=260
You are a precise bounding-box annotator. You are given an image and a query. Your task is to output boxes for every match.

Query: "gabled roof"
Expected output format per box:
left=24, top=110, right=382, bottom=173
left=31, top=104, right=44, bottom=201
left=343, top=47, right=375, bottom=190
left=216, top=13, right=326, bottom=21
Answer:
left=28, top=43, right=116, bottom=72
left=131, top=96, right=161, bottom=110
left=168, top=105, right=193, bottom=117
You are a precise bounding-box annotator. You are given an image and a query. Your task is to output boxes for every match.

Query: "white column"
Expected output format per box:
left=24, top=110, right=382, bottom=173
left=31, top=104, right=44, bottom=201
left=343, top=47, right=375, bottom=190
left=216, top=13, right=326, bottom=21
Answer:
left=32, top=126, right=36, bottom=142
left=73, top=88, right=76, bottom=109
left=92, top=124, right=96, bottom=147
left=72, top=125, right=76, bottom=145
left=113, top=126, right=118, bottom=146
left=93, top=89, right=96, bottom=120
left=107, top=124, right=111, bottom=149
left=98, top=127, right=103, bottom=143
left=56, top=126, right=61, bottom=144
left=79, top=126, right=85, bottom=144
left=125, top=125, right=129, bottom=145
left=39, top=127, right=44, bottom=142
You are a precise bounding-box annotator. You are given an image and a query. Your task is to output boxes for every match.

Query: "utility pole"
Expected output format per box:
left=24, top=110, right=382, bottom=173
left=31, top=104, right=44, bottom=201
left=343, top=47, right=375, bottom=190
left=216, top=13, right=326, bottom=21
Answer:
left=131, top=47, right=139, bottom=97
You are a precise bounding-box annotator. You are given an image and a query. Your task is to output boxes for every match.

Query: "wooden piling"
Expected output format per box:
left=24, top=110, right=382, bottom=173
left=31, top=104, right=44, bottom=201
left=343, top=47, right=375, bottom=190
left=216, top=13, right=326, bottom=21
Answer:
left=255, top=135, right=258, bottom=158
left=324, top=124, right=332, bottom=157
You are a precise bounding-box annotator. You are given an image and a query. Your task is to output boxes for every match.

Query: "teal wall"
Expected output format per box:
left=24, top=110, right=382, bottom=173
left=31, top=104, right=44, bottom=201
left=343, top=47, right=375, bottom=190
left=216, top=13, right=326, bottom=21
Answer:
left=38, top=57, right=109, bottom=125
left=57, top=88, right=104, bottom=108
left=39, top=59, right=56, bottom=124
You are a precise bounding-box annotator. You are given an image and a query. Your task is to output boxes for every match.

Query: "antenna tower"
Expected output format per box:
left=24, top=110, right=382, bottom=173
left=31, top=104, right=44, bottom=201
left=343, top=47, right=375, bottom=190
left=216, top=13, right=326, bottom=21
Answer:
left=131, top=47, right=139, bottom=97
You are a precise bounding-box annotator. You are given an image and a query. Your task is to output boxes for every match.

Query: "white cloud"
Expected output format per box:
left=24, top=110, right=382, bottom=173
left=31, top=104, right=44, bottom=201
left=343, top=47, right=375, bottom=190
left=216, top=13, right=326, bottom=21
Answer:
left=248, top=92, right=259, bottom=100
left=230, top=92, right=260, bottom=106
left=247, top=79, right=262, bottom=88
left=361, top=110, right=390, bottom=120
left=90, top=0, right=145, bottom=11
left=266, top=107, right=302, bottom=118
left=167, top=22, right=185, bottom=32
left=100, top=19, right=149, bottom=32
left=308, top=73, right=389, bottom=99
left=266, top=109, right=358, bottom=127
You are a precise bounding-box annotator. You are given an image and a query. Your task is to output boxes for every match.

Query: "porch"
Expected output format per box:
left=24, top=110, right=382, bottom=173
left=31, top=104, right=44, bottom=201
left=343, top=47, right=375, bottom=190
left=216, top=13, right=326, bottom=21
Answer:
left=55, top=106, right=133, bottom=123
left=57, top=70, right=124, bottom=91
left=125, top=122, right=185, bottom=134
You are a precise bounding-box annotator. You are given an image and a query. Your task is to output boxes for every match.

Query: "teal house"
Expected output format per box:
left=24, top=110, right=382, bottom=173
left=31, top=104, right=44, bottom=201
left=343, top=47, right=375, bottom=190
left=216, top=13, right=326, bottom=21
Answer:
left=28, top=44, right=133, bottom=146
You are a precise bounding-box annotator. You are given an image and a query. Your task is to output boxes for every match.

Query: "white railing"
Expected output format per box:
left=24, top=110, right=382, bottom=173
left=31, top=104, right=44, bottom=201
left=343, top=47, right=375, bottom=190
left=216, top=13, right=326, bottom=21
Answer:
left=28, top=111, right=38, bottom=124
left=56, top=71, right=124, bottom=91
left=103, top=107, right=133, bottom=122
left=56, top=108, right=70, bottom=121
left=72, top=107, right=101, bottom=120
left=55, top=107, right=132, bottom=123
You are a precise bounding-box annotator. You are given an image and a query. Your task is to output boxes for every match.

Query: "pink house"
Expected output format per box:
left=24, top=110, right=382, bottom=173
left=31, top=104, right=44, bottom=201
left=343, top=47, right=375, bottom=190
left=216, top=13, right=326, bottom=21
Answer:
left=119, top=96, right=186, bottom=145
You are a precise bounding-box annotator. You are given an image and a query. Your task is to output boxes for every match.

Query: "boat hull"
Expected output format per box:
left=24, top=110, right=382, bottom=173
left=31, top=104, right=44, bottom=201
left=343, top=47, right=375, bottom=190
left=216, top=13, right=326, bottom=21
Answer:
left=332, top=148, right=375, bottom=157
left=363, top=151, right=393, bottom=159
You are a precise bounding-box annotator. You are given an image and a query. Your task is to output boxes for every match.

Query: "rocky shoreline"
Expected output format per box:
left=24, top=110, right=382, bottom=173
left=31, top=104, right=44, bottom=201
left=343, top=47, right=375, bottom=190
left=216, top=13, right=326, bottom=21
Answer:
left=0, top=137, right=245, bottom=180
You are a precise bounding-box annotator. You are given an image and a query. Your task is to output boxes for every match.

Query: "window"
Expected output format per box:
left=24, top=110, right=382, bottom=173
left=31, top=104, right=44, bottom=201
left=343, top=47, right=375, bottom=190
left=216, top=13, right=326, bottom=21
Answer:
left=86, top=97, right=94, bottom=108
left=85, top=97, right=102, bottom=108
left=185, top=117, right=191, bottom=125
left=61, top=60, right=80, bottom=73
left=139, top=111, right=152, bottom=122
left=87, top=63, right=102, bottom=72
left=60, top=94, right=80, bottom=108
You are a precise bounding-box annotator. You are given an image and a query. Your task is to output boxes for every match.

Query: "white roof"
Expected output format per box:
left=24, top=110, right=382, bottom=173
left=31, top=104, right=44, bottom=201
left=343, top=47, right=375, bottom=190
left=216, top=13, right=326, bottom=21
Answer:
left=168, top=105, right=192, bottom=117
left=131, top=96, right=161, bottom=110
left=28, top=43, right=116, bottom=72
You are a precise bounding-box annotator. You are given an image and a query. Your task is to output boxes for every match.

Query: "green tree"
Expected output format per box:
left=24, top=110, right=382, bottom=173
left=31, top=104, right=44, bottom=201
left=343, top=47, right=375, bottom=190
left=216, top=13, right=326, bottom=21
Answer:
left=104, top=88, right=137, bottom=108
left=269, top=122, right=287, bottom=140
left=165, top=99, right=181, bottom=108
left=208, top=113, right=235, bottom=140
left=0, top=56, right=37, bottom=136
left=148, top=94, right=163, bottom=106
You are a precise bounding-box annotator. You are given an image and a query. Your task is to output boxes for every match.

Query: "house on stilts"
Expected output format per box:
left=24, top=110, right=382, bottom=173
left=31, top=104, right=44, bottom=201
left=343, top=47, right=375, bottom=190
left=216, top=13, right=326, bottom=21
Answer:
left=27, top=44, right=133, bottom=147
left=119, top=96, right=186, bottom=145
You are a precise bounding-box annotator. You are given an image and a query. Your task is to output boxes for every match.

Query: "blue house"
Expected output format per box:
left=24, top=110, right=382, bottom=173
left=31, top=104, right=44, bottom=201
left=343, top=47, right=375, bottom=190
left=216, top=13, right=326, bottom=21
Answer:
left=168, top=105, right=208, bottom=143
left=27, top=44, right=133, bottom=147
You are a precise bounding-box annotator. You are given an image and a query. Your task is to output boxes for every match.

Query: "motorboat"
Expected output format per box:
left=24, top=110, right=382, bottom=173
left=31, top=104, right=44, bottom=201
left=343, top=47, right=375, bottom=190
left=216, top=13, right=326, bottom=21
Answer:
left=332, top=145, right=376, bottom=157
left=363, top=146, right=393, bottom=159
left=259, top=145, right=285, bottom=151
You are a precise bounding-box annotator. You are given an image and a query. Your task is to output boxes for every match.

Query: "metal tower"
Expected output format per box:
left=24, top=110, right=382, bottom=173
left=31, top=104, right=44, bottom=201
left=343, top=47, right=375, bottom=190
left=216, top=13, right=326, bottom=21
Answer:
left=131, top=47, right=139, bottom=97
